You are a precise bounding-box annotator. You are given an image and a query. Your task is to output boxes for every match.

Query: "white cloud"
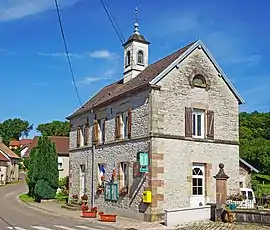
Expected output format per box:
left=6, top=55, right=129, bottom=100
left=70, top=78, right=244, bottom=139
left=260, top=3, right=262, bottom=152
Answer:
left=89, top=50, right=118, bottom=59
left=38, top=52, right=84, bottom=58
left=0, top=0, right=80, bottom=21
left=0, top=48, right=13, bottom=55
left=79, top=76, right=111, bottom=85
left=78, top=69, right=116, bottom=85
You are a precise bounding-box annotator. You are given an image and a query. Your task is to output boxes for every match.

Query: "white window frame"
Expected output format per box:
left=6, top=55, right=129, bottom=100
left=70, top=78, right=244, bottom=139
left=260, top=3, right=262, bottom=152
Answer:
left=122, top=112, right=129, bottom=139
left=58, top=157, right=63, bottom=171
left=192, top=110, right=204, bottom=138
left=98, top=119, right=104, bottom=144
left=121, top=162, right=129, bottom=188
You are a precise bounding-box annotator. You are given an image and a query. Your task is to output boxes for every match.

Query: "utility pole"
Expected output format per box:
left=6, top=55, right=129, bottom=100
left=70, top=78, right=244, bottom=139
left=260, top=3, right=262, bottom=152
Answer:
left=90, top=143, right=95, bottom=208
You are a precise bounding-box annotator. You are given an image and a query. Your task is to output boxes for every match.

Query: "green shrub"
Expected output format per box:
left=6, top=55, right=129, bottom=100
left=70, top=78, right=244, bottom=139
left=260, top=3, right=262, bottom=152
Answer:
left=34, top=179, right=57, bottom=199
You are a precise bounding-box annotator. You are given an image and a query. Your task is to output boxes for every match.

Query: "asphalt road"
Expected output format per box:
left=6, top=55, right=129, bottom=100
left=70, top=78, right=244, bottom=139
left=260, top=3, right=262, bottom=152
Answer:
left=0, top=174, right=118, bottom=230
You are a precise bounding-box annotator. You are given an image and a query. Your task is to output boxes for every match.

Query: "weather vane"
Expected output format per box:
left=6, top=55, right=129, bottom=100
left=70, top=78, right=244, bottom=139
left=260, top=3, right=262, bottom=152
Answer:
left=135, top=7, right=139, bottom=24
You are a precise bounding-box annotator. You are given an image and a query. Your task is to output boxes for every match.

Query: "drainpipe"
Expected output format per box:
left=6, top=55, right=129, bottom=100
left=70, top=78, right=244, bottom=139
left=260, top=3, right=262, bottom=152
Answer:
left=90, top=109, right=96, bottom=208
left=90, top=144, right=95, bottom=208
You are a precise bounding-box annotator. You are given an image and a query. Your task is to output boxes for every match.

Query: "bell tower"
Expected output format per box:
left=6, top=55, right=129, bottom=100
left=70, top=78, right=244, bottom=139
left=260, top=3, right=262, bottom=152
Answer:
left=123, top=8, right=150, bottom=83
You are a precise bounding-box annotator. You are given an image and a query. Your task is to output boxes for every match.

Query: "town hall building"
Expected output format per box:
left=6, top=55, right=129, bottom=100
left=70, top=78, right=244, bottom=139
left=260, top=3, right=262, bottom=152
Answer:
left=67, top=18, right=244, bottom=221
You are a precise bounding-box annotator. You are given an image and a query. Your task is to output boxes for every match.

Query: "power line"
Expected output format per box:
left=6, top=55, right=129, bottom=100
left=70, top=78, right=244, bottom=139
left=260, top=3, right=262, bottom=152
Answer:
left=103, top=0, right=125, bottom=42
left=99, top=0, right=125, bottom=44
left=54, top=0, right=83, bottom=107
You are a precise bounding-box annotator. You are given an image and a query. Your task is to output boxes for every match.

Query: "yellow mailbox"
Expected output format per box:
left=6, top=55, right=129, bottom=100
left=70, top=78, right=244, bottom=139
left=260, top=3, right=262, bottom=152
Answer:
left=142, top=191, right=152, bottom=203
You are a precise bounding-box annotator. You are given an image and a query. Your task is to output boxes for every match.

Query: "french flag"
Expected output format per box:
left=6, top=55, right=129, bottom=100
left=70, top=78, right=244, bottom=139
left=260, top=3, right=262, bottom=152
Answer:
left=98, top=165, right=105, bottom=186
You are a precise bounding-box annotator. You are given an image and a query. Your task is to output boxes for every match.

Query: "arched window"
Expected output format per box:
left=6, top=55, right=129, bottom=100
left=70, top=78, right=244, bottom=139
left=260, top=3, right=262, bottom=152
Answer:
left=192, top=74, right=206, bottom=88
left=137, top=50, right=144, bottom=65
left=126, top=51, right=131, bottom=67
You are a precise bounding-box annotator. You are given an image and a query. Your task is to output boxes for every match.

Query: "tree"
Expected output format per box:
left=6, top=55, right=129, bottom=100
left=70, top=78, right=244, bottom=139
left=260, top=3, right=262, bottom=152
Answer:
left=27, top=136, right=59, bottom=200
left=36, top=121, right=70, bottom=137
left=239, top=111, right=270, bottom=174
left=0, top=118, right=33, bottom=145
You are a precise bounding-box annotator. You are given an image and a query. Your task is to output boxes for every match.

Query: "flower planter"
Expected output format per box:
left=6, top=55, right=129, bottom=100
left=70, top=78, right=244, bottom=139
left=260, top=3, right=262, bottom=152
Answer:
left=99, top=214, right=117, bottom=222
left=81, top=211, right=97, bottom=218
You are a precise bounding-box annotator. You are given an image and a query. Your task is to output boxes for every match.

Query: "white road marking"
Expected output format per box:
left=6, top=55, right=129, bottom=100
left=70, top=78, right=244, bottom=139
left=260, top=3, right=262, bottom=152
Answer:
left=7, top=227, right=27, bottom=230
left=54, top=226, right=77, bottom=230
left=31, top=227, right=53, bottom=230
left=76, top=226, right=100, bottom=230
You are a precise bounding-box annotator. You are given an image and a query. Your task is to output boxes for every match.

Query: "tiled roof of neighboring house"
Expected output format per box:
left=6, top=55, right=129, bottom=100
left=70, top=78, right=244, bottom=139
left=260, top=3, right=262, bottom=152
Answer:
left=66, top=40, right=196, bottom=119
left=19, top=139, right=32, bottom=146
left=9, top=139, right=32, bottom=147
left=0, top=142, right=20, bottom=159
left=239, top=158, right=259, bottom=173
left=0, top=151, right=9, bottom=162
left=24, top=136, right=69, bottom=158
left=9, top=140, right=20, bottom=146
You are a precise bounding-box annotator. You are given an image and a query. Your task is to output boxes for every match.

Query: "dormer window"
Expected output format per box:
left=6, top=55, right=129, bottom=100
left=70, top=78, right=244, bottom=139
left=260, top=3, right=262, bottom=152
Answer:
left=126, top=51, right=131, bottom=67
left=192, top=74, right=206, bottom=88
left=137, top=50, right=144, bottom=65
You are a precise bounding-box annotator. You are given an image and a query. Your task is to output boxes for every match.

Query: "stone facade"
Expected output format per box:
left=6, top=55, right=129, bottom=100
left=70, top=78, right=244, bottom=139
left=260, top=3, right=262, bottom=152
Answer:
left=68, top=44, right=241, bottom=221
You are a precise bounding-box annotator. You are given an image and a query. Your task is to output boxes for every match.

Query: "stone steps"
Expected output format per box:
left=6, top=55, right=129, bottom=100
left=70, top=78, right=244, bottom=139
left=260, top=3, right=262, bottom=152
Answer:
left=61, top=202, right=81, bottom=211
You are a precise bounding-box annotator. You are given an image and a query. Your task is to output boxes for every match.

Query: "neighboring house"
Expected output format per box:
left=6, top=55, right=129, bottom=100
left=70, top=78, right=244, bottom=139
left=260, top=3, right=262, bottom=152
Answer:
left=9, top=139, right=32, bottom=158
left=67, top=21, right=244, bottom=221
left=9, top=139, right=32, bottom=150
left=0, top=138, right=20, bottom=184
left=239, top=158, right=259, bottom=188
left=0, top=151, right=9, bottom=185
left=24, top=136, right=69, bottom=179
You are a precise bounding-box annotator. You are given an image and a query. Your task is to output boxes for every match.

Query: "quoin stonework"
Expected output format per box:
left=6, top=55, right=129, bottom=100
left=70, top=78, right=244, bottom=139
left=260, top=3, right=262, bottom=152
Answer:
left=66, top=17, right=245, bottom=221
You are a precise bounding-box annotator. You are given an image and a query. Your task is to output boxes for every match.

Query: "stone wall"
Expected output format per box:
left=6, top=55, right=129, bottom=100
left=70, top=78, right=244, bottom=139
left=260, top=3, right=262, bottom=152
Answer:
left=151, top=47, right=240, bottom=212
left=69, top=90, right=150, bottom=150
left=69, top=89, right=151, bottom=219
left=155, top=47, right=239, bottom=142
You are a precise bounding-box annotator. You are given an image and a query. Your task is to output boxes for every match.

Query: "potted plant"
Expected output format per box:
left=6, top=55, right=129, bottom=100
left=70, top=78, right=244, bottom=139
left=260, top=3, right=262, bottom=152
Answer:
left=71, top=194, right=78, bottom=203
left=81, top=205, right=98, bottom=218
left=81, top=194, right=88, bottom=205
left=99, top=213, right=117, bottom=222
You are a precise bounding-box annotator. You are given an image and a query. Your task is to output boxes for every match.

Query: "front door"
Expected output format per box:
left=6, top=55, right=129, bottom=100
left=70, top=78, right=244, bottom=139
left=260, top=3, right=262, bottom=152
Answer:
left=190, top=164, right=205, bottom=207
left=79, top=164, right=86, bottom=198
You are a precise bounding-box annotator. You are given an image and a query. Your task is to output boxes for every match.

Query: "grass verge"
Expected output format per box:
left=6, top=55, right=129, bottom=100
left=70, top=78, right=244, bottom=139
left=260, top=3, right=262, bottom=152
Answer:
left=19, top=193, right=34, bottom=203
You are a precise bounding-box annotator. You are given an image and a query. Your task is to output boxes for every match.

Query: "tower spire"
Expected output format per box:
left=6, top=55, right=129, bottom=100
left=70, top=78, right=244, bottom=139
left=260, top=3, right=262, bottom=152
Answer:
left=134, top=7, right=139, bottom=35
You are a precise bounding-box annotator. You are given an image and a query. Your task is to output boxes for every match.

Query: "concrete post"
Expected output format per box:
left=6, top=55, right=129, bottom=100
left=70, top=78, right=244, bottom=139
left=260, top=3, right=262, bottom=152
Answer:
left=214, top=163, right=229, bottom=208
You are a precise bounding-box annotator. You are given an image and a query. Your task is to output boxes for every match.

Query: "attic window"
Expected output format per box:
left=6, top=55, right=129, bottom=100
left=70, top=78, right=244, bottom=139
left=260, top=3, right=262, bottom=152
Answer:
left=192, top=74, right=206, bottom=88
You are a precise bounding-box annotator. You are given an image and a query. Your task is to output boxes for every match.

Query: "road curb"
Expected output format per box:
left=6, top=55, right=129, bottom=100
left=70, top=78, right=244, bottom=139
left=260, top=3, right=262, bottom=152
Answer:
left=16, top=194, right=88, bottom=222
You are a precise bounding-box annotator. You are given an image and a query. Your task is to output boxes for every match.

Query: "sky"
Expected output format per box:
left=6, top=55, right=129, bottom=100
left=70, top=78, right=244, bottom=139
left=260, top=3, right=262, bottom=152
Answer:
left=0, top=0, right=269, bottom=138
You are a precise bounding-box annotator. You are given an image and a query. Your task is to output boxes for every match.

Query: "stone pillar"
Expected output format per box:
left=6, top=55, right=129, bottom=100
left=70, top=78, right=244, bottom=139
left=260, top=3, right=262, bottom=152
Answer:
left=214, top=163, right=229, bottom=208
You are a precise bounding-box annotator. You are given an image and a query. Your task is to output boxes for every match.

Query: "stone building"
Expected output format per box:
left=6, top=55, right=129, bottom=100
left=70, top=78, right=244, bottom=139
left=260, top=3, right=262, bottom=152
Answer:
left=67, top=20, right=244, bottom=221
left=239, top=158, right=259, bottom=188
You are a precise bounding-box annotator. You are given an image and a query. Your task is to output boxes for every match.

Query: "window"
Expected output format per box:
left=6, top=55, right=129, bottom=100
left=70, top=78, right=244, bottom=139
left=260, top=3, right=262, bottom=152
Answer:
left=98, top=119, right=105, bottom=144
left=126, top=51, right=131, bottom=67
left=192, top=110, right=204, bottom=138
left=121, top=162, right=129, bottom=189
left=122, top=112, right=129, bottom=139
left=192, top=165, right=204, bottom=196
left=192, top=74, right=206, bottom=88
left=115, top=109, right=132, bottom=140
left=137, top=50, right=144, bottom=65
left=58, top=157, right=63, bottom=171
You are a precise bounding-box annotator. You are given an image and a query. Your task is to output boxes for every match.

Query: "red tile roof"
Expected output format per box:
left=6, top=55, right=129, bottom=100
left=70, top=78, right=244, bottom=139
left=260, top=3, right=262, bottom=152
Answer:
left=67, top=41, right=196, bottom=119
left=0, top=142, right=20, bottom=159
left=24, top=136, right=69, bottom=158
left=9, top=139, right=32, bottom=147
left=0, top=151, right=9, bottom=162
